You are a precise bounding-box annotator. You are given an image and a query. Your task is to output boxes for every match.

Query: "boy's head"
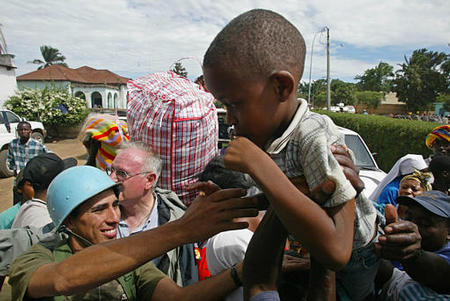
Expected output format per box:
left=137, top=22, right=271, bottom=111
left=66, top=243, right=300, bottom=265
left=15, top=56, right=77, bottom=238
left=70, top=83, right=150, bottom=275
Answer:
left=203, top=9, right=306, bottom=148
left=397, top=190, right=450, bottom=251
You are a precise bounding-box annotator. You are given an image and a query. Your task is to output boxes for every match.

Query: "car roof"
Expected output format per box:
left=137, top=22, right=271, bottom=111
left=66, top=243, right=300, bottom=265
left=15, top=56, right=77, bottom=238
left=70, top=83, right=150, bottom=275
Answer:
left=336, top=126, right=358, bottom=135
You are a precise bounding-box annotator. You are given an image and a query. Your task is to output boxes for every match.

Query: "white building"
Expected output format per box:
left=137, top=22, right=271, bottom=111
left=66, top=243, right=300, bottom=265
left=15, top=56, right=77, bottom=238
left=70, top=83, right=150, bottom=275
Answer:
left=0, top=54, right=17, bottom=108
left=17, top=65, right=129, bottom=109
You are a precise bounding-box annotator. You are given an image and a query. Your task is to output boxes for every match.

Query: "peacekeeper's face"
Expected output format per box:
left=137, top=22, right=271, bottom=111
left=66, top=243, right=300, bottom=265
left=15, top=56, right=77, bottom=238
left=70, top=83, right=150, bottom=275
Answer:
left=67, top=188, right=120, bottom=246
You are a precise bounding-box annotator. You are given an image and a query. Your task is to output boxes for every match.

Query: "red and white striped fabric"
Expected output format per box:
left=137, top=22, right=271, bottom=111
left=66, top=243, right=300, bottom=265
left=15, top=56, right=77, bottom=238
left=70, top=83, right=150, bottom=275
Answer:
left=127, top=71, right=218, bottom=206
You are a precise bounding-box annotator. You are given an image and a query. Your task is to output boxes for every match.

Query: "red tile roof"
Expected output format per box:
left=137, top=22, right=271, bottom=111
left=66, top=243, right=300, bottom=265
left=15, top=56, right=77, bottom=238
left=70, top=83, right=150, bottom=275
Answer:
left=17, top=65, right=130, bottom=85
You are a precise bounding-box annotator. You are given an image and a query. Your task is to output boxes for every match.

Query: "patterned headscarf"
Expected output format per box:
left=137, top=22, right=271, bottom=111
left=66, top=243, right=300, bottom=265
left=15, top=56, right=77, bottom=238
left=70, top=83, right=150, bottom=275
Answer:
left=400, top=169, right=432, bottom=191
left=81, top=114, right=129, bottom=170
left=426, top=125, right=450, bottom=149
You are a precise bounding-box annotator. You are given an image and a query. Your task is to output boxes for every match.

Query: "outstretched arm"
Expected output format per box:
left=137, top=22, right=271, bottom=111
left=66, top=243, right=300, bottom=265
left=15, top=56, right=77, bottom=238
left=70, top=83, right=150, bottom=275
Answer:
left=243, top=208, right=287, bottom=300
left=20, top=188, right=258, bottom=298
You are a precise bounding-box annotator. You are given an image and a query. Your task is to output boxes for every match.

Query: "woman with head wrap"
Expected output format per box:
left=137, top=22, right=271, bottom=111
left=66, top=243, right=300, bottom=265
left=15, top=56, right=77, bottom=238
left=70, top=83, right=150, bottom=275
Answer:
left=426, top=125, right=450, bottom=157
left=370, top=154, right=428, bottom=206
left=397, top=169, right=432, bottom=219
left=80, top=114, right=129, bottom=170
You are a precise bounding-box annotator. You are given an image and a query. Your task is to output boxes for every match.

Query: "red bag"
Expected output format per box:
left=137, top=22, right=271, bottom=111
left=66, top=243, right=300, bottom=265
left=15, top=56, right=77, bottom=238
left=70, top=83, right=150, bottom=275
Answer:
left=127, top=71, right=218, bottom=206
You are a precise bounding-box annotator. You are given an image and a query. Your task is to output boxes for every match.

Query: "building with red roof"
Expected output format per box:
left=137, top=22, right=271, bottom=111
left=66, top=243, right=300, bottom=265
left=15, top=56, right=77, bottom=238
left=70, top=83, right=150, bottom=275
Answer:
left=17, top=65, right=130, bottom=109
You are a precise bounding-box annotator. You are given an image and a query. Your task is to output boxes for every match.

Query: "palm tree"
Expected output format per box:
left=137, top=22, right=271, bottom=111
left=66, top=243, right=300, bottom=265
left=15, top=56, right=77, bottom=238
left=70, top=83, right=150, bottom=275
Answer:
left=30, top=45, right=68, bottom=70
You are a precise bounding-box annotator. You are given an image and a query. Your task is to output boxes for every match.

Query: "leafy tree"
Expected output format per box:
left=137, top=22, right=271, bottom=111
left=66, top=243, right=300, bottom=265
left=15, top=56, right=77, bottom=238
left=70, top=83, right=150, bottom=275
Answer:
left=331, top=79, right=356, bottom=105
left=436, top=93, right=450, bottom=112
left=172, top=62, right=188, bottom=78
left=355, top=91, right=384, bottom=109
left=355, top=62, right=394, bottom=93
left=30, top=45, right=68, bottom=70
left=392, top=48, right=449, bottom=112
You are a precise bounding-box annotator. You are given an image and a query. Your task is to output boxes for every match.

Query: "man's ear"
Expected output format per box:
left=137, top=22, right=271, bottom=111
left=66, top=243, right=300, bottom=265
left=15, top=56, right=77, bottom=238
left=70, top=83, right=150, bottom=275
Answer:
left=145, top=173, right=157, bottom=190
left=271, top=71, right=295, bottom=102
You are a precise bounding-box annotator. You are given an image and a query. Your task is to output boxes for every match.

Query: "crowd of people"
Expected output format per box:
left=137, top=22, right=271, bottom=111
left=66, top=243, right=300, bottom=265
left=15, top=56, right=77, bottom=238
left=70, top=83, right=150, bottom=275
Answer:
left=0, top=9, right=449, bottom=301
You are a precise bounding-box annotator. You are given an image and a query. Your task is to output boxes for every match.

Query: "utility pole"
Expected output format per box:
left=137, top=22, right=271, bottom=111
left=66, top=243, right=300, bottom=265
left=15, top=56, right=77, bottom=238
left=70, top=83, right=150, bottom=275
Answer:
left=326, top=26, right=331, bottom=111
left=307, top=27, right=326, bottom=105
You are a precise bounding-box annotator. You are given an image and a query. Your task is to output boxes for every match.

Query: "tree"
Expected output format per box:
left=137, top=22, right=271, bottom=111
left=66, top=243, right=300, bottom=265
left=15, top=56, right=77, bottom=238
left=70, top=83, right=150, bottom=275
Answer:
left=355, top=62, right=394, bottom=93
left=392, top=48, right=449, bottom=112
left=355, top=91, right=383, bottom=109
left=331, top=79, right=356, bottom=105
left=172, top=62, right=188, bottom=78
left=30, top=45, right=68, bottom=70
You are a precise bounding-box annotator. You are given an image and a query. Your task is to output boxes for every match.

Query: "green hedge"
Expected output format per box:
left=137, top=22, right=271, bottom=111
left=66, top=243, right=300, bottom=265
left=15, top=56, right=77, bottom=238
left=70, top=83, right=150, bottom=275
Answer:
left=314, top=110, right=440, bottom=171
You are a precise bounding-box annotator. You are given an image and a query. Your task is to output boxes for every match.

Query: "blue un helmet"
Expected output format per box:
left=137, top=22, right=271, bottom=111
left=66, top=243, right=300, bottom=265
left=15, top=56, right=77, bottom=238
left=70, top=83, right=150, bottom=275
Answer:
left=47, top=166, right=120, bottom=229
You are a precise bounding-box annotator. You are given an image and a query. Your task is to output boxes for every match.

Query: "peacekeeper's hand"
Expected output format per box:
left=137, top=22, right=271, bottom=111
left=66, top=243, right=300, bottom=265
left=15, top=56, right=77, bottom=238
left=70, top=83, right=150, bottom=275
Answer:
left=224, top=136, right=268, bottom=174
left=178, top=187, right=259, bottom=243
left=374, top=204, right=422, bottom=261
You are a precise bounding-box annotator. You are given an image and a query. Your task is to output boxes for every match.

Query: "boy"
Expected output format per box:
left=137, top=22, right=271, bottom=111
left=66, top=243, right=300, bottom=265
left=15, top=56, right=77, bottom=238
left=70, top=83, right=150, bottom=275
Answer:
left=203, top=9, right=378, bottom=300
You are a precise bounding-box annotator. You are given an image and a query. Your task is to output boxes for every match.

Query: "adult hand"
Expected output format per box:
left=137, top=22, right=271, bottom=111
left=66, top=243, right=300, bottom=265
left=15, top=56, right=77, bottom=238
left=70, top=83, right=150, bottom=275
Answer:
left=179, top=188, right=259, bottom=243
left=331, top=144, right=365, bottom=196
left=374, top=204, right=422, bottom=261
left=282, top=255, right=310, bottom=272
left=224, top=137, right=268, bottom=174
left=186, top=180, right=220, bottom=197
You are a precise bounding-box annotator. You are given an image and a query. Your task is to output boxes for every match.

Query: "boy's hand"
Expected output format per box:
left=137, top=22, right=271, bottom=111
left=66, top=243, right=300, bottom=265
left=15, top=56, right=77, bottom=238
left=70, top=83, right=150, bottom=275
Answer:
left=224, top=137, right=267, bottom=174
left=374, top=204, right=422, bottom=261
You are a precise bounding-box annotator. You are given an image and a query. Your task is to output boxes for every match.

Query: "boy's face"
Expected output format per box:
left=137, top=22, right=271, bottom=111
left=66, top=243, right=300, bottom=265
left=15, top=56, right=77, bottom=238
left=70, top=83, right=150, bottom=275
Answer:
left=204, top=65, right=287, bottom=148
left=404, top=203, right=449, bottom=252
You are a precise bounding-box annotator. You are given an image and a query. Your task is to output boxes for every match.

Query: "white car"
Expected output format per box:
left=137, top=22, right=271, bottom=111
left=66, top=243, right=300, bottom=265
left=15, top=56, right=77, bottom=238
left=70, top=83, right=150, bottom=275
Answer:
left=0, top=110, right=47, bottom=177
left=338, top=126, right=386, bottom=198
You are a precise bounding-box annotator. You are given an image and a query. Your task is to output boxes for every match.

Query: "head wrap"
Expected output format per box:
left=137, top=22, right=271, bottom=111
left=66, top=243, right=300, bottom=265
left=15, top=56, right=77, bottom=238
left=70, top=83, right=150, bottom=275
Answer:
left=369, top=154, right=428, bottom=202
left=81, top=114, right=129, bottom=170
left=426, top=125, right=450, bottom=149
left=400, top=169, right=432, bottom=192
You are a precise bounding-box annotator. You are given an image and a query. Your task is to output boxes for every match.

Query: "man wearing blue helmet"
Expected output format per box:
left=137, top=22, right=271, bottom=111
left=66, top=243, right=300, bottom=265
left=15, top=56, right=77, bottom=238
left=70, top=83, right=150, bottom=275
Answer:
left=9, top=165, right=259, bottom=300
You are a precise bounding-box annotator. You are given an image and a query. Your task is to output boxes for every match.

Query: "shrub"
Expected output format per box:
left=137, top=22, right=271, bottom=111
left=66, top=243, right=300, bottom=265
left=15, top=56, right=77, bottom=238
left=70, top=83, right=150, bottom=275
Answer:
left=314, top=110, right=439, bottom=171
left=5, top=88, right=89, bottom=127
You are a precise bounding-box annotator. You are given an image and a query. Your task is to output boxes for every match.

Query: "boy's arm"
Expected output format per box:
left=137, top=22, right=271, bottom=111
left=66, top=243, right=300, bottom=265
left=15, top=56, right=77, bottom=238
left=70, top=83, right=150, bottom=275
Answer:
left=225, top=137, right=355, bottom=271
left=7, top=143, right=16, bottom=173
left=243, top=208, right=286, bottom=300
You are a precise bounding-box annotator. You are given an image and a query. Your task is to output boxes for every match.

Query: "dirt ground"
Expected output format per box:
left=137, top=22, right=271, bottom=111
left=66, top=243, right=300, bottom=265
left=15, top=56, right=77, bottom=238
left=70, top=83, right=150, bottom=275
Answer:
left=0, top=138, right=87, bottom=213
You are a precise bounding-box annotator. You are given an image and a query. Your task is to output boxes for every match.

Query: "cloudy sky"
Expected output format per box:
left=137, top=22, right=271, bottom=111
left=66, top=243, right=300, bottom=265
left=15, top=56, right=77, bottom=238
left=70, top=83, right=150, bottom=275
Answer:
left=1, top=0, right=449, bottom=83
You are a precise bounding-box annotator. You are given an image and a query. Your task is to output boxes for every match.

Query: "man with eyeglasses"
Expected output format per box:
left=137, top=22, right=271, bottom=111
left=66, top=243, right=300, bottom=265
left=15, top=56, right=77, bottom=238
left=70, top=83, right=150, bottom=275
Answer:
left=106, top=141, right=198, bottom=286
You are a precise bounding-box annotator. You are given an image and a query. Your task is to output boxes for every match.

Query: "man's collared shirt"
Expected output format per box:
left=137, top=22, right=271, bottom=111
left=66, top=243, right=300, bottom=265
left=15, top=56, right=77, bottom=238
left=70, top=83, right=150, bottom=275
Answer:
left=7, top=138, right=48, bottom=172
left=117, top=194, right=159, bottom=238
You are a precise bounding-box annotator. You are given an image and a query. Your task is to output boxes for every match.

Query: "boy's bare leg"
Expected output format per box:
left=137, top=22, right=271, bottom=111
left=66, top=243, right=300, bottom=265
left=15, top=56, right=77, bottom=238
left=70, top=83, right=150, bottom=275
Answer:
left=307, top=258, right=336, bottom=301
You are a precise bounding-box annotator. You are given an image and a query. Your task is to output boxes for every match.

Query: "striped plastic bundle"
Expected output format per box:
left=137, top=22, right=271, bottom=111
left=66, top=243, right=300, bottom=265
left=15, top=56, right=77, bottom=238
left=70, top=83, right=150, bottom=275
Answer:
left=127, top=71, right=218, bottom=206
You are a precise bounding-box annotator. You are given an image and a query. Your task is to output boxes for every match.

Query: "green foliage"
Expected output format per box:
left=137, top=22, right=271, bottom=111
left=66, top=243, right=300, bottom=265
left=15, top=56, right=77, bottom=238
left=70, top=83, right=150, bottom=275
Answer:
left=355, top=61, right=394, bottom=93
left=355, top=91, right=383, bottom=108
left=393, top=48, right=449, bottom=112
left=30, top=45, right=68, bottom=70
left=172, top=62, right=188, bottom=78
left=4, top=88, right=89, bottom=127
left=314, top=110, right=439, bottom=171
left=331, top=79, right=356, bottom=105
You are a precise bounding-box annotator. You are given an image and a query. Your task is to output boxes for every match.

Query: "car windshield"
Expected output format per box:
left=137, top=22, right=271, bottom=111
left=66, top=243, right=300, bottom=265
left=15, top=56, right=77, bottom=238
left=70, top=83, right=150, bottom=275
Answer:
left=344, top=134, right=377, bottom=170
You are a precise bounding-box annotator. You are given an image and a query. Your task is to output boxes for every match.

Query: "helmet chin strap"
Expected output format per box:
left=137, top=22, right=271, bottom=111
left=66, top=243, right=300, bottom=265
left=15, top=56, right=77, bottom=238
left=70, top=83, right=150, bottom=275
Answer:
left=59, top=225, right=93, bottom=247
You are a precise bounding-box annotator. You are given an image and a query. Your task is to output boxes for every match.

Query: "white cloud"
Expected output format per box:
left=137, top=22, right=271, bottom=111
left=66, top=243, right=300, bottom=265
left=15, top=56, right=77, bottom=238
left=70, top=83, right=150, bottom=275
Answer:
left=1, top=0, right=448, bottom=81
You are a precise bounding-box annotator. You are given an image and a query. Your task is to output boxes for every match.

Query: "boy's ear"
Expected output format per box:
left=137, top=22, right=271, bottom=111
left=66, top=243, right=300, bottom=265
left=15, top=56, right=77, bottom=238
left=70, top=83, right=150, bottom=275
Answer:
left=270, top=71, right=295, bottom=102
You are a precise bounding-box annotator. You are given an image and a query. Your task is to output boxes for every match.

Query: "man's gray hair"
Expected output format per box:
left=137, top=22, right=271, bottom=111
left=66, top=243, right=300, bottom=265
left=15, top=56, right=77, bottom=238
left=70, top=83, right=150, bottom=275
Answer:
left=121, top=141, right=162, bottom=186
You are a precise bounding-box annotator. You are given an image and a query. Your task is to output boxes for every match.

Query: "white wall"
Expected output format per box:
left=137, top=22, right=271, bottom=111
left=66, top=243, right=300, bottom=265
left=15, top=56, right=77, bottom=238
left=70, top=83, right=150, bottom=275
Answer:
left=0, top=66, right=18, bottom=108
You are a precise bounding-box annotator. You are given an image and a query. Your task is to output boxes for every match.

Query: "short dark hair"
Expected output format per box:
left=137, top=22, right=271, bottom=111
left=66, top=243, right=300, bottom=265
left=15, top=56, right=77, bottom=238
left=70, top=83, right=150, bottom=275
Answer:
left=17, top=121, right=31, bottom=129
left=203, top=9, right=306, bottom=81
left=199, top=156, right=252, bottom=189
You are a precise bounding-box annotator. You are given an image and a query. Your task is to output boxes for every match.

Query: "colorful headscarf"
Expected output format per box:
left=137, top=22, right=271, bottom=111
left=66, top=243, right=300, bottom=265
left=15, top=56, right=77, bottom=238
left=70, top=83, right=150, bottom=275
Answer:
left=426, top=125, right=450, bottom=149
left=81, top=114, right=129, bottom=170
left=400, top=169, right=432, bottom=191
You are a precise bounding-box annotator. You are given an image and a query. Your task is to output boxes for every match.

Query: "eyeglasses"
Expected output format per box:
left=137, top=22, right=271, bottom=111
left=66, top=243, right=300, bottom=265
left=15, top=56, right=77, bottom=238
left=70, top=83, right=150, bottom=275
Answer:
left=105, top=166, right=150, bottom=181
